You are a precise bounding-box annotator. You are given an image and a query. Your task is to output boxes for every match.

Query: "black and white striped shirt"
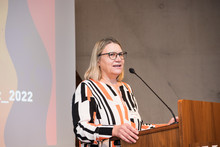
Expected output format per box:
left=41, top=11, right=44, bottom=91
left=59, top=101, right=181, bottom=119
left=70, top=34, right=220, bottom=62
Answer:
left=72, top=79, right=154, bottom=147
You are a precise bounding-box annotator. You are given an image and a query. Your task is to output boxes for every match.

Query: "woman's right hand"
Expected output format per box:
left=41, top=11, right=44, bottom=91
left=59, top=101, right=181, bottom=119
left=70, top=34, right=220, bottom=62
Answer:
left=112, top=123, right=139, bottom=143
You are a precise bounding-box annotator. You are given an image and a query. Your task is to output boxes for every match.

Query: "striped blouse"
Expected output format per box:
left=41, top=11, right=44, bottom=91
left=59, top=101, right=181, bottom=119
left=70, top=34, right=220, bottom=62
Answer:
left=72, top=79, right=159, bottom=147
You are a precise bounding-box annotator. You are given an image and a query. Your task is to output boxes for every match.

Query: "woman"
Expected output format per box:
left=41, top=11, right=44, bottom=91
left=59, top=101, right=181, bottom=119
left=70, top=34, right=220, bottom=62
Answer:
left=72, top=37, right=176, bottom=147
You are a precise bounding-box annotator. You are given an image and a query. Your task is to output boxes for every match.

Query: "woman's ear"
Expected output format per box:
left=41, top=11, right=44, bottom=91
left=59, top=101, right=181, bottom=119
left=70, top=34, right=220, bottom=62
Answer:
left=97, top=58, right=100, bottom=66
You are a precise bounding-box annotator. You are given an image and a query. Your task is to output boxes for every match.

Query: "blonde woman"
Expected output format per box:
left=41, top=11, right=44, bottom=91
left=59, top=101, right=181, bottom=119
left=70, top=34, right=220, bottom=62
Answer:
left=72, top=37, right=176, bottom=147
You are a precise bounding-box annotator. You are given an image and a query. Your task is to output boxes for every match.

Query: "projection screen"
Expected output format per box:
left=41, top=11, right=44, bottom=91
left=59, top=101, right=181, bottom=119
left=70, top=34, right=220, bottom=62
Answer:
left=0, top=0, right=75, bottom=146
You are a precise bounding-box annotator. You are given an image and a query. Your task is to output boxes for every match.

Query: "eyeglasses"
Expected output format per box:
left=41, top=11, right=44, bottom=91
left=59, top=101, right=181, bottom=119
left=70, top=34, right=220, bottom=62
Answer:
left=98, top=51, right=127, bottom=60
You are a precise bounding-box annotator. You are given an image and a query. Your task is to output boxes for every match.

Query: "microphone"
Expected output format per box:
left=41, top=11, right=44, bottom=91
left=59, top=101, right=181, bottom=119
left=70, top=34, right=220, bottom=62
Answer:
left=129, top=68, right=177, bottom=124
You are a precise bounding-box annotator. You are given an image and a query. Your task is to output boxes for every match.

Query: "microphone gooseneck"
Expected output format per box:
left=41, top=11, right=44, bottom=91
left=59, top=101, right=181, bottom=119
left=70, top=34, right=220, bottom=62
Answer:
left=129, top=68, right=177, bottom=124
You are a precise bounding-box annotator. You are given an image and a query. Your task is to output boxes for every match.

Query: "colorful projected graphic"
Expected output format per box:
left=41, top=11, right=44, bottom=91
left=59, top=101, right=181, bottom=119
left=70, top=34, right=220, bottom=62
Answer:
left=0, top=0, right=56, bottom=146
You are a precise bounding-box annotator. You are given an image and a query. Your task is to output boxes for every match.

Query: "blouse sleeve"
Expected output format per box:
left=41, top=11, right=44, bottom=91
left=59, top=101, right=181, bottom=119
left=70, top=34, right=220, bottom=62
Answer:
left=72, top=81, right=114, bottom=144
left=141, top=123, right=167, bottom=130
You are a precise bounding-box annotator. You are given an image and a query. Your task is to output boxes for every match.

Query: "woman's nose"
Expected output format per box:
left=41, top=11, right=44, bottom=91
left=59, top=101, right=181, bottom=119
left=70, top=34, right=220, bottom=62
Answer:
left=115, top=54, right=122, bottom=61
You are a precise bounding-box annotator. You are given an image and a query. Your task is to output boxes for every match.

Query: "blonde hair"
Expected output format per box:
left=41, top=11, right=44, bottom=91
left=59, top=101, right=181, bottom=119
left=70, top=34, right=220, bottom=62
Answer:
left=84, top=37, right=124, bottom=81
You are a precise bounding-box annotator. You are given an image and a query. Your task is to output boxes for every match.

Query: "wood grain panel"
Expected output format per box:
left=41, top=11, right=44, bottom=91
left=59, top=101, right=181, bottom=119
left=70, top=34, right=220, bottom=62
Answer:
left=178, top=99, right=220, bottom=147
left=121, top=124, right=180, bottom=147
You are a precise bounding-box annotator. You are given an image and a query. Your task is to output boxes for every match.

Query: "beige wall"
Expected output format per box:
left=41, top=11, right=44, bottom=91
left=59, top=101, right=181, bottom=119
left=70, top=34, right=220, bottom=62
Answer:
left=75, top=0, right=220, bottom=123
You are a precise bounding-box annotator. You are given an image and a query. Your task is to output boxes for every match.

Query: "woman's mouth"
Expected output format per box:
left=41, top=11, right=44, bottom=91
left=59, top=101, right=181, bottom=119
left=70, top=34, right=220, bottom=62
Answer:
left=113, top=65, right=121, bottom=67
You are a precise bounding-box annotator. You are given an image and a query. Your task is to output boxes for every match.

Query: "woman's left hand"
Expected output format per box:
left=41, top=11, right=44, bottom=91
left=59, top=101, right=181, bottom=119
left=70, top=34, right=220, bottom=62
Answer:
left=168, top=116, right=179, bottom=125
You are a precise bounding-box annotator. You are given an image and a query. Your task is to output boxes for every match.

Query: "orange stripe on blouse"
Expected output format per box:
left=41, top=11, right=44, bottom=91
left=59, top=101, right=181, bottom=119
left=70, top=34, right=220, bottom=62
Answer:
left=141, top=125, right=150, bottom=130
left=154, top=124, right=167, bottom=128
left=87, top=123, right=101, bottom=127
left=116, top=105, right=124, bottom=124
left=93, top=140, right=98, bottom=144
left=86, top=86, right=92, bottom=101
left=91, top=80, right=113, bottom=101
left=79, top=140, right=81, bottom=147
left=122, top=82, right=131, bottom=93
left=111, top=141, right=116, bottom=147
left=131, top=122, right=136, bottom=128
left=141, top=124, right=167, bottom=130
left=119, top=96, right=129, bottom=121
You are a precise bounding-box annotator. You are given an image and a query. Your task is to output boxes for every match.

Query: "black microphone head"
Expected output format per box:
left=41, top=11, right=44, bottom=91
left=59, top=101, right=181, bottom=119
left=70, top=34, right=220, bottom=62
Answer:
left=129, top=68, right=135, bottom=74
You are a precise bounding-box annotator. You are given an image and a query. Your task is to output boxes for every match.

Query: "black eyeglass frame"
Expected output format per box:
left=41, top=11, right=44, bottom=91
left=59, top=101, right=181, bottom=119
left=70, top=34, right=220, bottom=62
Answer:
left=98, top=51, right=127, bottom=60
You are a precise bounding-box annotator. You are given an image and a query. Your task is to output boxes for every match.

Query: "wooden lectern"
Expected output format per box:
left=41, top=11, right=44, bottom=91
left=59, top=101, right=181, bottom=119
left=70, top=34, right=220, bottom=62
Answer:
left=121, top=99, right=220, bottom=147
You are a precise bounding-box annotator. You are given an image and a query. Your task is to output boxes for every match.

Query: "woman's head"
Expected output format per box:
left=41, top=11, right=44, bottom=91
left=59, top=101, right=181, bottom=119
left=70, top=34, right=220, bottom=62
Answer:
left=84, top=37, right=126, bottom=81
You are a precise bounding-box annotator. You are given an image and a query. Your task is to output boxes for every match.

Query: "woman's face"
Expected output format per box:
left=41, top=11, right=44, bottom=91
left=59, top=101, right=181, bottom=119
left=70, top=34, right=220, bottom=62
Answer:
left=98, top=43, right=124, bottom=80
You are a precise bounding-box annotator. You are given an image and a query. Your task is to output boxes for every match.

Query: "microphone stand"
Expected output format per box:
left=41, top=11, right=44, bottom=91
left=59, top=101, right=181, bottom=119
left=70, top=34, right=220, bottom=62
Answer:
left=129, top=68, right=178, bottom=124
